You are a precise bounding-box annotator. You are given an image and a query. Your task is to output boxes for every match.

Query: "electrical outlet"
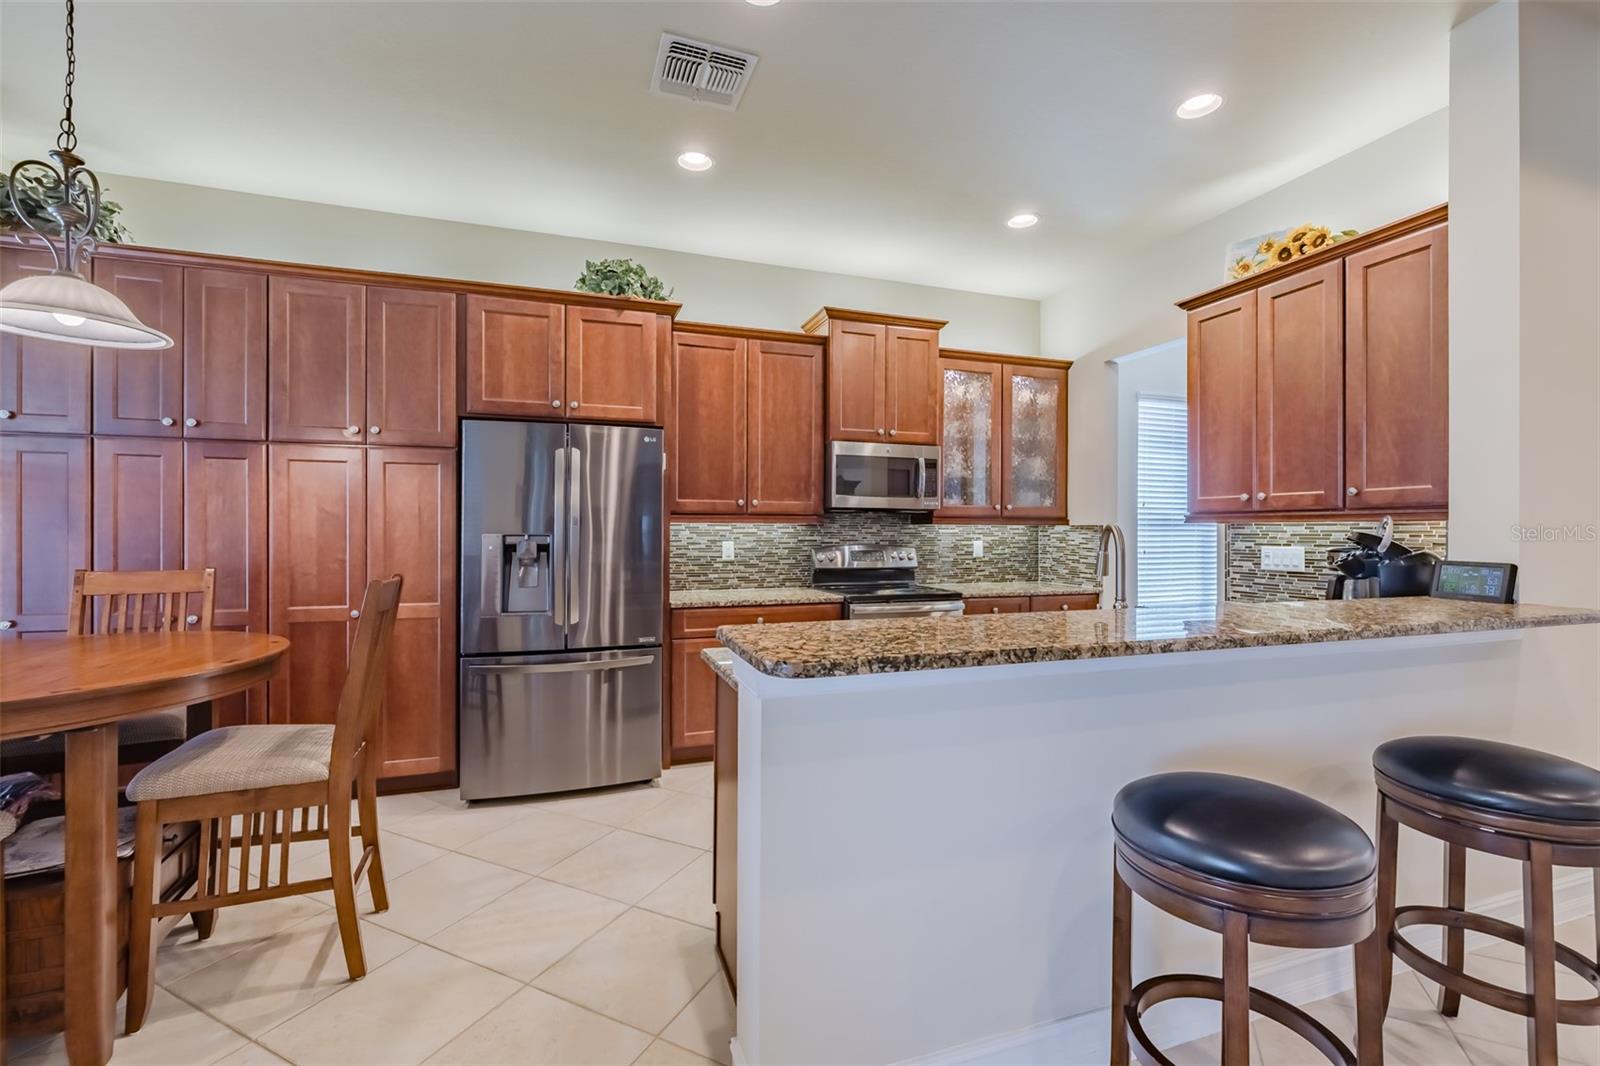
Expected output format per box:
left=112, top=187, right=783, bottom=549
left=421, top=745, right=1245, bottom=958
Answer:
left=1261, top=546, right=1306, bottom=571
left=721, top=540, right=736, bottom=561
left=972, top=538, right=984, bottom=558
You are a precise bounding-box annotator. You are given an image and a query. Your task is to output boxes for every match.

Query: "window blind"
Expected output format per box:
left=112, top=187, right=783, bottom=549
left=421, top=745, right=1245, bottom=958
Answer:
left=1136, top=394, right=1218, bottom=608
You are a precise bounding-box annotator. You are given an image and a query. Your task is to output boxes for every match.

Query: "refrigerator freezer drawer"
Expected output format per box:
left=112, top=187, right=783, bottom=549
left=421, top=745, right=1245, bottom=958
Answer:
left=458, top=649, right=663, bottom=801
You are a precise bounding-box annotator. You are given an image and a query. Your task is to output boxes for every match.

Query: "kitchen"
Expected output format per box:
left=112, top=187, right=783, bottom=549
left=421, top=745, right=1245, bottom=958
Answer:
left=1, top=3, right=1597, bottom=1066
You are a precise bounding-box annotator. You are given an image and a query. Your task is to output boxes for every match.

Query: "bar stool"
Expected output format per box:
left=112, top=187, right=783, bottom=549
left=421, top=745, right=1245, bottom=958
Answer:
left=1372, top=736, right=1600, bottom=1066
left=1111, top=772, right=1385, bottom=1066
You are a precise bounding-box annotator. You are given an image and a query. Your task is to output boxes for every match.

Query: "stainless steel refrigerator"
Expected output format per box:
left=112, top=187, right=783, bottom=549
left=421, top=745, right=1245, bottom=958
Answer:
left=458, top=419, right=664, bottom=801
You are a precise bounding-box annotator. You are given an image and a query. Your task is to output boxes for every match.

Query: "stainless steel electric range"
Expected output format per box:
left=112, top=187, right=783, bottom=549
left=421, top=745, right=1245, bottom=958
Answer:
left=810, top=543, right=964, bottom=620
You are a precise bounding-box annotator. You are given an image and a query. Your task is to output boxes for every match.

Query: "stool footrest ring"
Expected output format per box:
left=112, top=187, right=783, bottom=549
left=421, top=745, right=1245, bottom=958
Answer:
left=1392, top=905, right=1600, bottom=1025
left=1125, top=972, right=1356, bottom=1066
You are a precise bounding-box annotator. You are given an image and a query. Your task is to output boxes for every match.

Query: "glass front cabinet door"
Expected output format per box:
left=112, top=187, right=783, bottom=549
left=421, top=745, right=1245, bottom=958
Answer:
left=939, top=359, right=1003, bottom=517
left=939, top=355, right=1067, bottom=521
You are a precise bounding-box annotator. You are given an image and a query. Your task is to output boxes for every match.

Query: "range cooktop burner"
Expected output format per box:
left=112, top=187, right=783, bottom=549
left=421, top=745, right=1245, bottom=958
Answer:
left=811, top=581, right=960, bottom=604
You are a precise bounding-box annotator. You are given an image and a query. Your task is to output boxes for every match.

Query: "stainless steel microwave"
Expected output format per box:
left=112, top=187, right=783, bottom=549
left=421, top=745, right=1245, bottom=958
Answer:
left=827, top=441, right=941, bottom=511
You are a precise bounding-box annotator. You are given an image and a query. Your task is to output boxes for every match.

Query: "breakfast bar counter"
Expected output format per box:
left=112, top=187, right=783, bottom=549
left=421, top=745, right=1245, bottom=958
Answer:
left=715, top=599, right=1600, bottom=1065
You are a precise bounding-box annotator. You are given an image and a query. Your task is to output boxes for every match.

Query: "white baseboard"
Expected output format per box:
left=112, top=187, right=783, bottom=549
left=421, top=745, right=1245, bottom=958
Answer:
left=903, top=872, right=1594, bottom=1066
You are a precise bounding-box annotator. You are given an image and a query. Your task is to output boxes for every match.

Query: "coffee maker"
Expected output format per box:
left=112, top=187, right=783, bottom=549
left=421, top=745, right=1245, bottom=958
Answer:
left=1325, top=517, right=1440, bottom=599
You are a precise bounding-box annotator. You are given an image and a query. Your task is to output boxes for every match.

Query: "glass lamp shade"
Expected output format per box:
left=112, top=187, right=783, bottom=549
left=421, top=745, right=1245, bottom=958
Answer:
left=0, top=270, right=173, bottom=348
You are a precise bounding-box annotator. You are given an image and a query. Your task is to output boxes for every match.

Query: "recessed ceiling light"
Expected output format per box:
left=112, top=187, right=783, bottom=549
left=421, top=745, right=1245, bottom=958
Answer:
left=1006, top=213, right=1040, bottom=229
left=676, top=151, right=715, bottom=172
left=1176, top=93, right=1224, bottom=119
left=747, top=0, right=781, bottom=6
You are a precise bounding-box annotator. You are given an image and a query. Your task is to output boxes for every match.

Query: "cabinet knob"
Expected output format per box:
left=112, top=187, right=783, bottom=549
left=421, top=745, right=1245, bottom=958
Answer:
left=569, top=400, right=579, bottom=409
left=1256, top=492, right=1267, bottom=501
left=343, top=425, right=361, bottom=437
left=0, top=410, right=12, bottom=419
left=1061, top=604, right=1071, bottom=610
left=751, top=499, right=760, bottom=506
left=877, top=428, right=886, bottom=436
left=0, top=620, right=14, bottom=630
left=184, top=417, right=199, bottom=428
left=369, top=425, right=381, bottom=435
left=736, top=498, right=745, bottom=506
left=991, top=607, right=1001, bottom=614
left=1238, top=493, right=1249, bottom=502
left=1005, top=504, right=1013, bottom=511
left=160, top=416, right=176, bottom=426
left=756, top=616, right=765, bottom=624
left=888, top=429, right=897, bottom=437
left=994, top=504, right=1001, bottom=511
left=350, top=609, right=361, bottom=619
left=551, top=400, right=561, bottom=409
left=185, top=614, right=199, bottom=625
left=1347, top=486, right=1359, bottom=497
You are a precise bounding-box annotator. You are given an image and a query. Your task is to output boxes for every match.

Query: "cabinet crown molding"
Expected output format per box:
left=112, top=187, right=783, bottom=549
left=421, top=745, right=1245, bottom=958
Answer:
left=940, top=347, right=1075, bottom=371
left=675, top=321, right=825, bottom=345
left=1176, top=203, right=1447, bottom=311
left=802, top=306, right=949, bottom=334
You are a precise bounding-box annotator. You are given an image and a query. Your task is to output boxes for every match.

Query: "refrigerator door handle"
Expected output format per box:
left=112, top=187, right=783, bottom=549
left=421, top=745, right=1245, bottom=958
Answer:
left=552, top=446, right=568, bottom=629
left=567, top=446, right=583, bottom=627
left=466, top=655, right=655, bottom=676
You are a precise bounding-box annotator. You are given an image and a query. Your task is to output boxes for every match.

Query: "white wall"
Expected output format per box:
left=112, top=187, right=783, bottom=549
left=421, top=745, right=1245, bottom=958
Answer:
left=91, top=173, right=1040, bottom=353
left=1041, top=110, right=1450, bottom=523
left=1110, top=341, right=1189, bottom=607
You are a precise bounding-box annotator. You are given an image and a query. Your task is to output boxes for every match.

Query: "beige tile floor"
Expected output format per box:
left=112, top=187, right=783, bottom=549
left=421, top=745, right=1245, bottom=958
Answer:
left=3, top=763, right=1594, bottom=1066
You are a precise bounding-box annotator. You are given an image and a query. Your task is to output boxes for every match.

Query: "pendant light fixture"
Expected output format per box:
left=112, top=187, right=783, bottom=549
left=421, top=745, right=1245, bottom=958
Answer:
left=0, top=0, right=172, bottom=349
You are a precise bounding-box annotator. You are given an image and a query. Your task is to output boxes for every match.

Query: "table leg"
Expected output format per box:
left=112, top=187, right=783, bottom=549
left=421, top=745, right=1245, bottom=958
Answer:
left=185, top=698, right=215, bottom=739
left=64, top=724, right=118, bottom=1066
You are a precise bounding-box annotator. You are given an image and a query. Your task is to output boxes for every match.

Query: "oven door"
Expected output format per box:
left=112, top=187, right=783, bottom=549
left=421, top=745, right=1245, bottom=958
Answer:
left=847, top=599, right=965, bottom=620
left=828, top=441, right=941, bottom=510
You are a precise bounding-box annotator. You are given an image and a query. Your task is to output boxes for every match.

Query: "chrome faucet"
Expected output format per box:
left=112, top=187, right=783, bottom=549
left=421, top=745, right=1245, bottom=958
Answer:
left=1096, top=523, right=1129, bottom=609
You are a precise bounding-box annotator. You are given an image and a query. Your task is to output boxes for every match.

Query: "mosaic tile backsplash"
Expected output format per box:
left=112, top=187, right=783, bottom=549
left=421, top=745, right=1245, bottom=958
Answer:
left=1226, top=520, right=1449, bottom=602
left=670, top=514, right=1104, bottom=590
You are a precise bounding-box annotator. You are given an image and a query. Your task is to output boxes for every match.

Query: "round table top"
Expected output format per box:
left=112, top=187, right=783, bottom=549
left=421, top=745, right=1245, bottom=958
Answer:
left=0, top=630, right=288, bottom=738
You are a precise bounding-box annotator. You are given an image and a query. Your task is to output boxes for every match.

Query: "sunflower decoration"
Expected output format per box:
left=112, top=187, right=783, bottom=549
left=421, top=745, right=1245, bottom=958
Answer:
left=1224, top=225, right=1360, bottom=281
left=1272, top=240, right=1297, bottom=265
left=1229, top=257, right=1257, bottom=280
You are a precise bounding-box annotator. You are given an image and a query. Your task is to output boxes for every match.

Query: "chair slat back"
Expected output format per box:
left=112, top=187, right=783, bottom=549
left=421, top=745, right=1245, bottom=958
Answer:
left=330, top=575, right=404, bottom=772
left=68, top=569, right=217, bottom=635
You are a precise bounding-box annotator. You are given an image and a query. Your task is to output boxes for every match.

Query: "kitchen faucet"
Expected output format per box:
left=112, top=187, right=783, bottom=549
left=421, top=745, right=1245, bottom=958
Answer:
left=1096, top=523, right=1129, bottom=609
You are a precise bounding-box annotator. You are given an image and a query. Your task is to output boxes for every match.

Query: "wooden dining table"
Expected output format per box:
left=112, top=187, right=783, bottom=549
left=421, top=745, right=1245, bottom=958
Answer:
left=1, top=630, right=288, bottom=1066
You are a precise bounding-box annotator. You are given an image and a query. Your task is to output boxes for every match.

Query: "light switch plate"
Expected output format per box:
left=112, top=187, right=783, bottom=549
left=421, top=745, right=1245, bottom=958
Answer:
left=721, top=540, right=736, bottom=561
left=1261, top=546, right=1306, bottom=571
left=972, top=538, right=984, bottom=558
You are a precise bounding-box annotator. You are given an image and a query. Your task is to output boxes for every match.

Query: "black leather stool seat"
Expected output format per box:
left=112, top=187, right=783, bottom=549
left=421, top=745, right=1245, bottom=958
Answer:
left=1374, top=735, right=1600, bottom=823
left=1113, top=772, right=1377, bottom=891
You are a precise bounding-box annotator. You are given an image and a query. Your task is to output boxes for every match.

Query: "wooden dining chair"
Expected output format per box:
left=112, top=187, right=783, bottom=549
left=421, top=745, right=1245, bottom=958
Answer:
left=121, top=575, right=403, bottom=1035
left=0, top=569, right=217, bottom=777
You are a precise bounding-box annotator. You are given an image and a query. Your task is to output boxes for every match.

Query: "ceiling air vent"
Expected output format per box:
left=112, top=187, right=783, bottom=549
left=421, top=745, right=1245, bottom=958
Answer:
left=650, top=33, right=759, bottom=110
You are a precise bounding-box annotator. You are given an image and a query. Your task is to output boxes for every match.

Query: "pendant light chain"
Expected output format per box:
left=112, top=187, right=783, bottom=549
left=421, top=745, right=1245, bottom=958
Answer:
left=58, top=0, right=78, bottom=153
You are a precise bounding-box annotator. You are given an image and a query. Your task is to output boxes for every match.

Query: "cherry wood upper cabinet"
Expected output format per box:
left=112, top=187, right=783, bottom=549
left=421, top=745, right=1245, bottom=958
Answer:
left=0, top=246, right=92, bottom=435
left=366, top=287, right=457, bottom=446
left=747, top=337, right=823, bottom=516
left=1256, top=262, right=1344, bottom=512
left=463, top=295, right=565, bottom=417
left=827, top=321, right=886, bottom=441
left=1187, top=292, right=1259, bottom=516
left=91, top=260, right=185, bottom=437
left=566, top=306, right=660, bottom=423
left=0, top=434, right=89, bottom=633
left=366, top=447, right=457, bottom=778
left=671, top=331, right=748, bottom=515
left=92, top=437, right=185, bottom=574
left=268, top=277, right=366, bottom=443
left=938, top=358, right=1005, bottom=518
left=1345, top=224, right=1449, bottom=510
left=184, top=268, right=267, bottom=440
left=1001, top=364, right=1068, bottom=519
left=268, top=443, right=366, bottom=725
left=184, top=440, right=268, bottom=726
left=884, top=326, right=941, bottom=445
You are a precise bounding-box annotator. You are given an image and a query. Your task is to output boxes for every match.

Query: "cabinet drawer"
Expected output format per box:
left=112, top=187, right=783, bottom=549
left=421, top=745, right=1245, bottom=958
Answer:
left=671, top=603, right=842, bottom=638
left=1030, top=594, right=1101, bottom=612
left=964, top=596, right=1029, bottom=615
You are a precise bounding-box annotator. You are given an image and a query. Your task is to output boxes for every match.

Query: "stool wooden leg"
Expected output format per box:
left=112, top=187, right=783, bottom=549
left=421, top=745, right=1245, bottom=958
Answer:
left=1354, top=929, right=1387, bottom=1066
left=1110, top=863, right=1133, bottom=1066
left=1374, top=794, right=1400, bottom=1018
left=1522, top=842, right=1558, bottom=1066
left=1438, top=843, right=1466, bottom=1016
left=1221, top=909, right=1251, bottom=1066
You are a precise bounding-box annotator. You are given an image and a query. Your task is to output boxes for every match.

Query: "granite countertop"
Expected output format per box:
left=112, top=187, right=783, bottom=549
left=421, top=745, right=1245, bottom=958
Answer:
left=701, top=646, right=739, bottom=688
left=717, top=599, right=1600, bottom=680
left=670, top=587, right=846, bottom=609
left=940, top=580, right=1103, bottom=599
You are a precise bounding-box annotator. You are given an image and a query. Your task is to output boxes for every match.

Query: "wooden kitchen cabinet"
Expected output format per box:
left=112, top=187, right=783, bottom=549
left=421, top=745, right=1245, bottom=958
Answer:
left=1002, top=364, right=1068, bottom=519
left=1256, top=262, right=1344, bottom=512
left=938, top=358, right=1004, bottom=517
left=567, top=306, right=660, bottom=423
left=805, top=308, right=947, bottom=443
left=91, top=260, right=185, bottom=437
left=964, top=596, right=1030, bottom=615
left=939, top=351, right=1069, bottom=521
left=1029, top=594, right=1101, bottom=612
left=0, top=246, right=92, bottom=436
left=0, top=434, right=89, bottom=634
left=670, top=325, right=824, bottom=518
left=184, top=268, right=267, bottom=440
left=1187, top=292, right=1259, bottom=516
left=92, top=437, right=185, bottom=573
left=184, top=440, right=268, bottom=725
left=366, top=287, right=457, bottom=447
left=366, top=446, right=457, bottom=778
left=268, top=277, right=366, bottom=443
left=463, top=295, right=566, bottom=417
left=1344, top=223, right=1449, bottom=510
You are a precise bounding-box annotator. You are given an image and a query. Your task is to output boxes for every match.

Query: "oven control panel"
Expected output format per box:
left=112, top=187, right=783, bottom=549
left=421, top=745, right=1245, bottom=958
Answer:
left=813, top=544, right=918, bottom=570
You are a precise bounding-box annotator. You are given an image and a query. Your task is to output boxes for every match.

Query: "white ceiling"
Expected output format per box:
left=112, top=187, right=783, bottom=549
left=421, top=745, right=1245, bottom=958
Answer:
left=0, top=1, right=1471, bottom=299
